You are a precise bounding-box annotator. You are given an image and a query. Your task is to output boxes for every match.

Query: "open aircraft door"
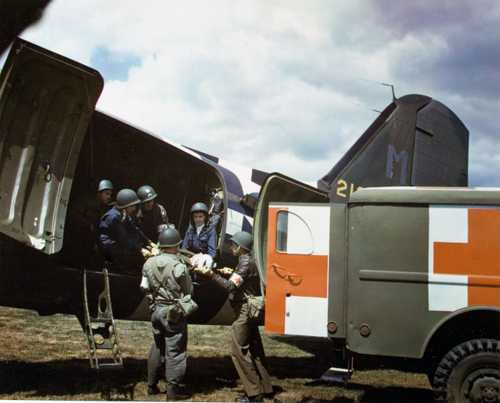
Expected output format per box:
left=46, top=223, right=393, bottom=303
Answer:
left=0, top=39, right=103, bottom=254
left=253, top=173, right=331, bottom=337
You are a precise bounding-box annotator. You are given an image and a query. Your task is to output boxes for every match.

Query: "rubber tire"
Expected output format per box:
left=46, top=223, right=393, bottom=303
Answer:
left=432, top=338, right=500, bottom=402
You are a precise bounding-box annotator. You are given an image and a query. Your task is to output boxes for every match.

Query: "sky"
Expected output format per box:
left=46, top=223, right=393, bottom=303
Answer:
left=6, top=0, right=500, bottom=186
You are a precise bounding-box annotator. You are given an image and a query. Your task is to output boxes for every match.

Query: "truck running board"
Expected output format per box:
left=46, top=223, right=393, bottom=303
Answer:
left=82, top=268, right=123, bottom=370
left=321, top=356, right=354, bottom=384
left=321, top=366, right=353, bottom=383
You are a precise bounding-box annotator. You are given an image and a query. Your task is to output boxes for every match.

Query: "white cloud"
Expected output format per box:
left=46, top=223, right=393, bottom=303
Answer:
left=8, top=0, right=497, bottom=185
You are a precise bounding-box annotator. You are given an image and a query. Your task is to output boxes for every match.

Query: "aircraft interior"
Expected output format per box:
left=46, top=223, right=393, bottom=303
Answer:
left=61, top=110, right=225, bottom=273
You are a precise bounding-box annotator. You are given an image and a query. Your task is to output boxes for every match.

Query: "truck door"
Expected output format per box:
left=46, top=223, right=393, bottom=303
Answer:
left=0, top=39, right=103, bottom=253
left=253, top=173, right=331, bottom=337
left=265, top=202, right=330, bottom=337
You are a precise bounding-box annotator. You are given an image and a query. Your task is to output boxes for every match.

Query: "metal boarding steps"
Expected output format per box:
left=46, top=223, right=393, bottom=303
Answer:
left=82, top=268, right=123, bottom=370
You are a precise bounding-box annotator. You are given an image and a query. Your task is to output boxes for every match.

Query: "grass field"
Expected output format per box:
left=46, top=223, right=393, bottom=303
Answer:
left=0, top=306, right=433, bottom=401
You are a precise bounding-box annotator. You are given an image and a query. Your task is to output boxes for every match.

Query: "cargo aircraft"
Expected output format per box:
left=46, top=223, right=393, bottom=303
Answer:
left=0, top=39, right=469, bottom=367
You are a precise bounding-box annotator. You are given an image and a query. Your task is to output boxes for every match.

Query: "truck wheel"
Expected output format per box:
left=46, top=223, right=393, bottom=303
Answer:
left=433, top=339, right=500, bottom=402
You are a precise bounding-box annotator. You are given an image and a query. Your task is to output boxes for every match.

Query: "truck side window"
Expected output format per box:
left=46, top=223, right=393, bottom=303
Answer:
left=276, top=211, right=288, bottom=251
left=276, top=210, right=313, bottom=255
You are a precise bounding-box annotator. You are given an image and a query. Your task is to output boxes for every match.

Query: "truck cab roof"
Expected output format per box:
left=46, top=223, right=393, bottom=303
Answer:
left=349, top=186, right=500, bottom=205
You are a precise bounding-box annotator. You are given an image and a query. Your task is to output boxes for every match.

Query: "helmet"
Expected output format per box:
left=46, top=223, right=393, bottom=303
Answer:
left=158, top=228, right=182, bottom=248
left=190, top=202, right=209, bottom=215
left=98, top=179, right=113, bottom=192
left=116, top=189, right=140, bottom=209
left=230, top=231, right=253, bottom=251
left=137, top=185, right=158, bottom=203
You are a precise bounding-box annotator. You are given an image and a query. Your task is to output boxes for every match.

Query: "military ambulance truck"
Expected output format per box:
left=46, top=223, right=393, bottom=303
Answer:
left=256, top=185, right=500, bottom=402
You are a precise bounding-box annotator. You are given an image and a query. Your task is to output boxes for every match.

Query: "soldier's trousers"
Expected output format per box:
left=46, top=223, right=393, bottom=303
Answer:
left=231, top=302, right=273, bottom=397
left=148, top=306, right=187, bottom=387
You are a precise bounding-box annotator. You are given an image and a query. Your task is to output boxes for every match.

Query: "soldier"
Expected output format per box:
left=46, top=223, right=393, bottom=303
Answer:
left=98, top=188, right=147, bottom=271
left=64, top=179, right=115, bottom=266
left=196, top=231, right=273, bottom=402
left=96, top=179, right=114, bottom=212
left=182, top=202, right=217, bottom=259
left=72, top=179, right=114, bottom=234
left=136, top=185, right=169, bottom=243
left=141, top=228, right=194, bottom=400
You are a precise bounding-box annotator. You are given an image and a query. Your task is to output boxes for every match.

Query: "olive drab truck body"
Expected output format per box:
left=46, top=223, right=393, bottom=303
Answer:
left=258, top=186, right=500, bottom=401
left=328, top=187, right=500, bottom=356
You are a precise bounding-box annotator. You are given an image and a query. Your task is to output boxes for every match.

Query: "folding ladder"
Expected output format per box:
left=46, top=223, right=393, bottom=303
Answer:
left=82, top=268, right=123, bottom=370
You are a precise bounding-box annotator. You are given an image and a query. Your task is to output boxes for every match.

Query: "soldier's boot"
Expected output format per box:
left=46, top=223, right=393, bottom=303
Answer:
left=235, top=394, right=264, bottom=402
left=147, top=385, right=161, bottom=395
left=166, top=384, right=191, bottom=401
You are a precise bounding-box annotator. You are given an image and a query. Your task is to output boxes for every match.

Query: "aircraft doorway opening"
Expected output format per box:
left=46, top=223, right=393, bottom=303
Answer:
left=61, top=111, right=225, bottom=276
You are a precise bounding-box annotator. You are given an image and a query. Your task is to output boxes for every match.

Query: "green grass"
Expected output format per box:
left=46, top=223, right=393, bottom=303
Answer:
left=0, top=307, right=432, bottom=401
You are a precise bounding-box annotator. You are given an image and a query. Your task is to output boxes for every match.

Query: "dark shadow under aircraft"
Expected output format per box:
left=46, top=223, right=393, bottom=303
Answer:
left=0, top=39, right=469, bottom=339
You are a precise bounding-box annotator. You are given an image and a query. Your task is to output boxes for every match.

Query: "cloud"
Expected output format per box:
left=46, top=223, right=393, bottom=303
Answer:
left=373, top=1, right=500, bottom=98
left=90, top=47, right=141, bottom=82
left=9, top=0, right=499, bottom=186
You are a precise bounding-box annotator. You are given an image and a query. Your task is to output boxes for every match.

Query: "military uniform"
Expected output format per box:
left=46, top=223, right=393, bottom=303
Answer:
left=142, top=252, right=193, bottom=395
left=97, top=206, right=146, bottom=270
left=182, top=223, right=217, bottom=258
left=211, top=253, right=272, bottom=398
left=70, top=196, right=114, bottom=242
left=80, top=197, right=113, bottom=232
left=137, top=203, right=169, bottom=243
left=65, top=197, right=113, bottom=265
